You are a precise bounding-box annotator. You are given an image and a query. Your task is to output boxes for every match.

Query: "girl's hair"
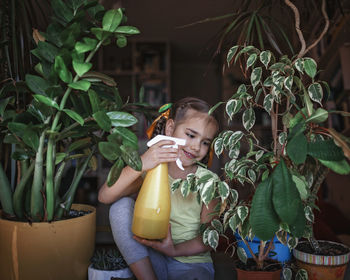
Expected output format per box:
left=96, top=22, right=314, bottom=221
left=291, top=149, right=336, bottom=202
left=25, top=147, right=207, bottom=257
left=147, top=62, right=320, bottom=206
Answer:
left=151, top=97, right=219, bottom=164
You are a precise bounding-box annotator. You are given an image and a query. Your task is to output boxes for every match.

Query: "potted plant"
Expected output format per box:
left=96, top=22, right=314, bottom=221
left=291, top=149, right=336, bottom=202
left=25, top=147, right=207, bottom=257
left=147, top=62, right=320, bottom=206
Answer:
left=88, top=247, right=134, bottom=280
left=177, top=1, right=350, bottom=279
left=0, top=1, right=145, bottom=279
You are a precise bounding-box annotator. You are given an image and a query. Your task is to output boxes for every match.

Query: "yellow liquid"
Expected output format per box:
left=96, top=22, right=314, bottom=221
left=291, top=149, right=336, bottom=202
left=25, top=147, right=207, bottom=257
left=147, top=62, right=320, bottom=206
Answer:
left=132, top=214, right=169, bottom=239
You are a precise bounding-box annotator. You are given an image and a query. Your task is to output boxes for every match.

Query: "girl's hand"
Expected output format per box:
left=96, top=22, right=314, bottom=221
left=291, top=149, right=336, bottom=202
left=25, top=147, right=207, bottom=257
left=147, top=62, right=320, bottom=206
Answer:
left=133, top=224, right=176, bottom=257
left=140, top=140, right=178, bottom=172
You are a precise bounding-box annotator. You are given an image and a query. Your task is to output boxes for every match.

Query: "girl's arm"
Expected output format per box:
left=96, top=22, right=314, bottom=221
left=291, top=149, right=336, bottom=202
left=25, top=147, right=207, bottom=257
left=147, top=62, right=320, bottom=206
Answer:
left=134, top=198, right=219, bottom=257
left=98, top=140, right=179, bottom=204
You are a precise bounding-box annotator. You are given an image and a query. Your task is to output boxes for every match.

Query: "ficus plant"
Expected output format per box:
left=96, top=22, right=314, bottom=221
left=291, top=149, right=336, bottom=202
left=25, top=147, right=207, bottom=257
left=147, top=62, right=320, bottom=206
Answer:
left=0, top=0, right=145, bottom=223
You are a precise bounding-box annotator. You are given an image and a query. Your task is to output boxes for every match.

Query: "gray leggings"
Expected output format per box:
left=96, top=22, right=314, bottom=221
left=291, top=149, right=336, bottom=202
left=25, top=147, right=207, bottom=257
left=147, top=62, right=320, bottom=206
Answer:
left=109, top=197, right=215, bottom=280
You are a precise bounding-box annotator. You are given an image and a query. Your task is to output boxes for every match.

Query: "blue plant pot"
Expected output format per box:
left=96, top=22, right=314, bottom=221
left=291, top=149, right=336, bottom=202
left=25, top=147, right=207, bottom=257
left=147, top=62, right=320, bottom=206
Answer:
left=235, top=232, right=291, bottom=263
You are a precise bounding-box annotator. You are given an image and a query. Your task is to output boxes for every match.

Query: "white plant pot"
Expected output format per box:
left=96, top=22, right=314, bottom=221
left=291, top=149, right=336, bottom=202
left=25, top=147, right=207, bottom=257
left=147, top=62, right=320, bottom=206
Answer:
left=88, top=264, right=133, bottom=280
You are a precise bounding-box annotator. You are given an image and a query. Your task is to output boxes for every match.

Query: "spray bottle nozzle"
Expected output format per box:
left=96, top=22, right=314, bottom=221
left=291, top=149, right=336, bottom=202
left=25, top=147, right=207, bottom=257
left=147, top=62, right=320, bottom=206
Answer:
left=147, top=135, right=186, bottom=170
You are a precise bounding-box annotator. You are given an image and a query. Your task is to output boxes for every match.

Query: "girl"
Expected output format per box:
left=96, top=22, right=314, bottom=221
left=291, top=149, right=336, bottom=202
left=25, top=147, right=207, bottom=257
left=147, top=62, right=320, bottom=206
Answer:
left=98, top=97, right=220, bottom=280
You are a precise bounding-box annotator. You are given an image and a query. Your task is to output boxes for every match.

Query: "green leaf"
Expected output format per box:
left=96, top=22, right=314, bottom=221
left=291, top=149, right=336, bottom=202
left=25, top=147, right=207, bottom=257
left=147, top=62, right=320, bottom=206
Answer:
left=33, top=95, right=60, bottom=110
left=319, top=159, right=350, bottom=175
left=304, top=58, right=317, bottom=79
left=208, top=230, right=219, bottom=250
left=242, top=107, right=255, bottom=131
left=237, top=206, right=249, bottom=223
left=35, top=41, right=59, bottom=63
left=98, top=142, right=121, bottom=161
left=308, top=83, right=323, bottom=105
left=308, top=139, right=344, bottom=161
left=306, top=108, right=328, bottom=124
left=75, top=38, right=98, bottom=54
left=214, top=137, right=224, bottom=157
left=112, top=127, right=138, bottom=149
left=93, top=110, right=112, bottom=132
left=88, top=89, right=100, bottom=113
left=107, top=158, right=124, bottom=186
left=260, top=50, right=271, bottom=69
left=25, top=74, right=51, bottom=96
left=283, top=268, right=293, bottom=280
left=209, top=101, right=224, bottom=115
left=237, top=246, right=248, bottom=264
left=107, top=111, right=138, bottom=127
left=120, top=145, right=142, bottom=171
left=292, top=174, right=308, bottom=200
left=22, top=127, right=39, bottom=151
left=181, top=180, right=191, bottom=198
left=272, top=159, right=304, bottom=225
left=250, top=176, right=280, bottom=241
left=217, top=181, right=230, bottom=202
left=55, top=153, right=66, bottom=165
left=226, top=99, right=242, bottom=119
left=73, top=60, right=92, bottom=77
left=263, top=93, right=274, bottom=115
left=68, top=80, right=91, bottom=91
left=294, top=58, right=304, bottom=73
left=116, top=35, right=127, bottom=48
left=250, top=67, right=262, bottom=90
left=68, top=138, right=91, bottom=152
left=115, top=26, right=140, bottom=34
left=227, top=46, right=239, bottom=66
left=52, top=0, right=74, bottom=23
left=246, top=53, right=257, bottom=69
left=296, top=269, right=308, bottom=280
left=102, top=9, right=123, bottom=32
left=200, top=179, right=216, bottom=206
left=284, top=76, right=293, bottom=92
left=286, top=133, right=308, bottom=164
left=91, top=27, right=112, bottom=41
left=63, top=109, right=84, bottom=125
left=54, top=56, right=72, bottom=83
left=0, top=97, right=13, bottom=117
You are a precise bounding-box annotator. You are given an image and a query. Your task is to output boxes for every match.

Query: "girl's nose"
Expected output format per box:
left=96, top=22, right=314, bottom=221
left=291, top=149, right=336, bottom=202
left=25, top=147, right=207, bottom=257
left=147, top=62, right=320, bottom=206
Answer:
left=190, top=140, right=200, bottom=151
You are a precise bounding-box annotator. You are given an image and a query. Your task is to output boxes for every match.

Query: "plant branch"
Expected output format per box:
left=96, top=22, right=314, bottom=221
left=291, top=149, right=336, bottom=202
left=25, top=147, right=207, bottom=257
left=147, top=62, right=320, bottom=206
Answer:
left=242, top=238, right=258, bottom=263
left=284, top=0, right=306, bottom=59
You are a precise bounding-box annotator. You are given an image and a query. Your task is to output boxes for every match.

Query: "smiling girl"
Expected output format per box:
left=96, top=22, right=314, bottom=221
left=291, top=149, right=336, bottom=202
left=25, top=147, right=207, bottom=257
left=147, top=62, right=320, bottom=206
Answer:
left=98, top=97, right=220, bottom=280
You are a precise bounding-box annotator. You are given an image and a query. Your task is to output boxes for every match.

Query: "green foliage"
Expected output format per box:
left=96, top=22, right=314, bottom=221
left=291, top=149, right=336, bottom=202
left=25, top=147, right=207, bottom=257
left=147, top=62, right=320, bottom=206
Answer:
left=91, top=247, right=127, bottom=271
left=0, top=2, right=146, bottom=222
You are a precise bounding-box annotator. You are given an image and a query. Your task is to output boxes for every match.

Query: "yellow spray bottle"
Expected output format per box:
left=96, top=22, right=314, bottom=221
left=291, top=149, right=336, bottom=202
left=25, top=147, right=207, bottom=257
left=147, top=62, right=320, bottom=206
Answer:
left=132, top=135, right=186, bottom=239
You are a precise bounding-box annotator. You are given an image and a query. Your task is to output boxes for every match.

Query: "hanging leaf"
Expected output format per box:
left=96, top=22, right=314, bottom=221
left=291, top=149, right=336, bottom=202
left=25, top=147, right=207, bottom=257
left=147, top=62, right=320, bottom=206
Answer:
left=217, top=181, right=230, bottom=202
left=284, top=76, right=293, bottom=92
left=68, top=80, right=91, bottom=91
left=286, top=132, right=308, bottom=164
left=304, top=206, right=314, bottom=223
left=229, top=214, right=240, bottom=232
left=208, top=230, right=219, bottom=250
left=107, top=111, right=138, bottom=127
left=306, top=108, right=328, bottom=124
left=246, top=53, right=257, bottom=69
left=214, top=137, right=224, bottom=157
left=113, top=127, right=138, bottom=149
left=294, top=58, right=304, bottom=73
left=88, top=89, right=100, bottom=113
left=211, top=219, right=224, bottom=234
left=237, top=206, right=249, bottom=223
left=33, top=95, right=60, bottom=110
left=63, top=109, right=84, bottom=125
left=250, top=67, right=262, bottom=90
left=93, top=110, right=112, bottom=132
left=308, top=83, right=323, bottom=105
left=116, top=35, right=127, bottom=48
left=181, top=180, right=191, bottom=198
left=209, top=101, right=224, bottom=115
left=260, top=50, right=271, bottom=69
left=263, top=93, right=274, bottom=115
left=200, top=179, right=216, bottom=205
left=120, top=145, right=142, bottom=171
left=282, top=268, right=293, bottom=280
left=107, top=158, right=124, bottom=186
left=295, top=269, right=308, bottom=280
left=304, top=58, right=317, bottom=79
left=102, top=9, right=123, bottom=32
left=98, top=142, right=121, bottom=161
left=307, top=139, right=344, bottom=161
left=227, top=45, right=239, bottom=66
left=237, top=247, right=248, bottom=264
left=278, top=132, right=287, bottom=145
left=242, top=107, right=256, bottom=131
left=319, top=159, right=350, bottom=175
left=226, top=99, right=242, bottom=119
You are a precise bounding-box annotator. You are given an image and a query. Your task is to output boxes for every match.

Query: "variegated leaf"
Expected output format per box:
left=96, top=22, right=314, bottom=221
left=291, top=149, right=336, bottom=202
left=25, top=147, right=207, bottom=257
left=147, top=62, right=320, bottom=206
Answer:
left=304, top=57, right=317, bottom=79
left=246, top=53, right=257, bottom=69
left=248, top=169, right=256, bottom=183
left=284, top=76, right=293, bottom=92
left=304, top=206, right=314, bottom=223
left=296, top=269, right=308, bottom=280
left=279, top=132, right=287, bottom=145
left=208, top=230, right=219, bottom=250
left=171, top=178, right=182, bottom=192
left=229, top=214, right=240, bottom=232
left=250, top=67, right=262, bottom=90
left=214, top=137, right=224, bottom=157
left=260, top=50, right=271, bottom=69
left=227, top=46, right=239, bottom=66
left=237, top=206, right=249, bottom=223
left=229, top=142, right=240, bottom=159
left=231, top=189, right=239, bottom=206
left=237, top=84, right=247, bottom=95
left=228, top=131, right=244, bottom=146
left=181, top=180, right=191, bottom=198
left=226, top=99, right=242, bottom=119
left=237, top=247, right=248, bottom=264
left=287, top=236, right=298, bottom=250
left=211, top=219, right=224, bottom=233
left=308, top=82, right=323, bottom=105
left=223, top=131, right=234, bottom=147
left=263, top=76, right=273, bottom=87
left=256, top=150, right=264, bottom=161
left=282, top=268, right=293, bottom=280
left=242, top=108, right=256, bottom=131
left=276, top=230, right=288, bottom=245
left=200, top=180, right=216, bottom=205
left=294, top=58, right=304, bottom=73
left=218, top=181, right=230, bottom=202
left=263, top=93, right=274, bottom=115
left=202, top=227, right=210, bottom=245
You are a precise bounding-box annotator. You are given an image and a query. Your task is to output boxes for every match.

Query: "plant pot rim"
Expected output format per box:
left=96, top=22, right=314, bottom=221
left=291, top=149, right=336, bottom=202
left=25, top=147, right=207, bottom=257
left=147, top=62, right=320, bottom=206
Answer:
left=293, top=240, right=350, bottom=266
left=0, top=203, right=96, bottom=225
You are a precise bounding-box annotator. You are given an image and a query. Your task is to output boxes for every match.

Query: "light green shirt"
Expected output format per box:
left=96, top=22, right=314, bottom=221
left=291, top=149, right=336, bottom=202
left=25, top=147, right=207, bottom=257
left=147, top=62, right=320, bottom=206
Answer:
left=169, top=166, right=215, bottom=263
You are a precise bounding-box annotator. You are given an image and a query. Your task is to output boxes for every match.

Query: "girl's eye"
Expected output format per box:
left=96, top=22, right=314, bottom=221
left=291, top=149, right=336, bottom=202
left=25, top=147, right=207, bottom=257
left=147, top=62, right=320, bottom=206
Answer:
left=203, top=141, right=210, bottom=146
left=186, top=133, right=195, bottom=138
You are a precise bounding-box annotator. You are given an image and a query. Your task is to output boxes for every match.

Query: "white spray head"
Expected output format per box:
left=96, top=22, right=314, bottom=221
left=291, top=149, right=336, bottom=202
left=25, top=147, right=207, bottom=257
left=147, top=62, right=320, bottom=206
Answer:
left=147, top=135, right=186, bottom=170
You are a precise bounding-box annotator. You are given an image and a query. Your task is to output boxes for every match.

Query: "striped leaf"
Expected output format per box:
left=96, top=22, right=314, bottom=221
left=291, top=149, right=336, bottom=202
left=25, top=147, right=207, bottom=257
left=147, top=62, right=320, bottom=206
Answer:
left=246, top=53, right=257, bottom=69
left=263, top=93, right=274, bottom=114
left=250, top=67, right=262, bottom=90
left=242, top=108, right=256, bottom=131
left=294, top=58, right=304, bottom=73
left=284, top=76, right=293, bottom=92
left=260, top=50, right=271, bottom=69
left=227, top=46, right=239, bottom=66
left=208, top=230, right=219, bottom=250
left=218, top=181, right=230, bottom=202
left=308, top=82, right=323, bottom=105
left=226, top=99, right=242, bottom=119
left=214, top=137, right=224, bottom=157
left=237, top=205, right=249, bottom=223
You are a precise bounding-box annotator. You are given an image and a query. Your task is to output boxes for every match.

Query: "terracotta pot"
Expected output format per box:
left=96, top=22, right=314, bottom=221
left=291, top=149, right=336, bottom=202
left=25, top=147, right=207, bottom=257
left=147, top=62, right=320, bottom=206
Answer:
left=293, top=240, right=350, bottom=280
left=236, top=267, right=282, bottom=280
left=0, top=204, right=96, bottom=280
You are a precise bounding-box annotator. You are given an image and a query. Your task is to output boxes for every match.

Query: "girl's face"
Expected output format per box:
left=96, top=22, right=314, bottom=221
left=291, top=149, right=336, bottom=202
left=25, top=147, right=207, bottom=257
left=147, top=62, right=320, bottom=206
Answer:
left=166, top=109, right=218, bottom=168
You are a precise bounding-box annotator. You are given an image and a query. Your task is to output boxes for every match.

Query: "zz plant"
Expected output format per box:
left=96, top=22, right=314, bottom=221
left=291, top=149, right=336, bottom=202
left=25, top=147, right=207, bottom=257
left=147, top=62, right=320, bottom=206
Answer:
left=0, top=0, right=143, bottom=222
